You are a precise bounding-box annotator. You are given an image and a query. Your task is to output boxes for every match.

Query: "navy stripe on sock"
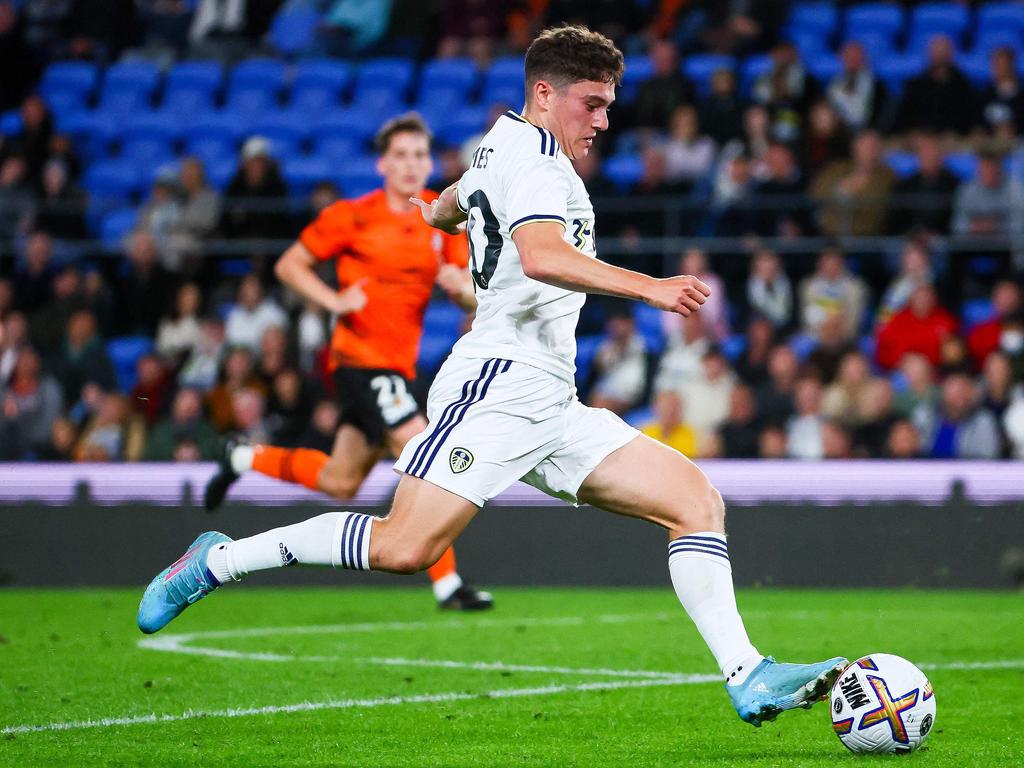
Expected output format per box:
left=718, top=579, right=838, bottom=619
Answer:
left=353, top=514, right=370, bottom=571
left=407, top=360, right=493, bottom=476
left=415, top=358, right=505, bottom=477
left=668, top=545, right=730, bottom=562
left=678, top=534, right=729, bottom=548
left=339, top=513, right=355, bottom=569
left=669, top=538, right=729, bottom=555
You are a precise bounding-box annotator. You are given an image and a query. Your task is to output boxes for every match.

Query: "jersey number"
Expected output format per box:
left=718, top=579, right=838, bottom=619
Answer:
left=369, top=375, right=417, bottom=426
left=466, top=190, right=502, bottom=290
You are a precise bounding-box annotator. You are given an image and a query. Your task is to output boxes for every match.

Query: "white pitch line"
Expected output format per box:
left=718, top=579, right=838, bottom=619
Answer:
left=919, top=659, right=1024, bottom=671
left=358, top=657, right=681, bottom=679
left=0, top=674, right=720, bottom=736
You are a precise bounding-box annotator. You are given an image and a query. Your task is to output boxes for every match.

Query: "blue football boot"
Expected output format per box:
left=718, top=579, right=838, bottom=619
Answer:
left=137, top=531, right=231, bottom=634
left=727, top=655, right=848, bottom=726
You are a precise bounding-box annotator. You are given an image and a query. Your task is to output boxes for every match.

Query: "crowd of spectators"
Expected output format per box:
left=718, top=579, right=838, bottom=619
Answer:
left=1, top=2, right=1023, bottom=464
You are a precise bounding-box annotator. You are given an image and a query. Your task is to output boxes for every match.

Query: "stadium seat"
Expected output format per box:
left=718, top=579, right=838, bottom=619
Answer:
left=104, top=61, right=161, bottom=94
left=423, top=301, right=463, bottom=339
left=60, top=112, right=119, bottom=161
left=789, top=333, right=818, bottom=361
left=884, top=151, right=920, bottom=178
left=622, top=406, right=655, bottom=428
left=292, top=59, right=352, bottom=101
left=804, top=52, right=842, bottom=83
left=874, top=52, right=927, bottom=93
left=633, top=303, right=666, bottom=355
left=944, top=152, right=977, bottom=181
left=250, top=114, right=309, bottom=156
left=204, top=157, right=238, bottom=190
left=481, top=56, right=525, bottom=108
left=336, top=156, right=381, bottom=197
left=434, top=106, right=488, bottom=148
left=314, top=134, right=362, bottom=164
left=908, top=3, right=970, bottom=47
left=844, top=30, right=898, bottom=56
left=788, top=29, right=831, bottom=61
left=955, top=53, right=992, bottom=86
left=39, top=61, right=99, bottom=105
left=183, top=134, right=236, bottom=167
left=183, top=114, right=246, bottom=164
left=741, top=54, right=773, bottom=97
left=604, top=154, right=643, bottom=192
left=310, top=112, right=375, bottom=151
left=619, top=55, right=654, bottom=103
left=971, top=29, right=1024, bottom=59
left=0, top=110, right=21, bottom=136
left=419, top=58, right=478, bottom=95
left=165, top=61, right=223, bottom=96
left=574, top=334, right=604, bottom=385
left=683, top=54, right=735, bottom=96
left=721, top=334, right=747, bottom=362
left=120, top=113, right=184, bottom=145
left=353, top=58, right=415, bottom=102
left=788, top=2, right=840, bottom=37
left=269, top=8, right=320, bottom=56
left=158, top=87, right=216, bottom=116
left=844, top=3, right=906, bottom=39
left=977, top=3, right=1024, bottom=37
left=99, top=208, right=138, bottom=250
left=223, top=87, right=275, bottom=117
left=120, top=137, right=175, bottom=168
left=417, top=331, right=457, bottom=372
left=229, top=58, right=287, bottom=96
left=107, top=336, right=155, bottom=392
left=962, top=298, right=994, bottom=330
left=282, top=155, right=333, bottom=197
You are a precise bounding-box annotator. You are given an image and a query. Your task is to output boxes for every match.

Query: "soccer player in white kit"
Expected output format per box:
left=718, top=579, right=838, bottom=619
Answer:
left=138, top=25, right=846, bottom=726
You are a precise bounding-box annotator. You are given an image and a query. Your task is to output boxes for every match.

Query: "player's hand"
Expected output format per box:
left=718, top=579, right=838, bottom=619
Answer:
left=331, top=278, right=369, bottom=315
left=410, top=196, right=467, bottom=235
left=644, top=275, right=711, bottom=316
left=436, top=263, right=470, bottom=297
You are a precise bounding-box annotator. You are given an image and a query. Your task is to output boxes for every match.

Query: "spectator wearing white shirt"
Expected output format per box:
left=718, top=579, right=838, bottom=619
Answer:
left=589, top=312, right=648, bottom=416
left=746, top=248, right=792, bottom=328
left=786, top=376, right=826, bottom=459
left=156, top=283, right=203, bottom=366
left=225, top=274, right=287, bottom=353
left=663, top=106, right=717, bottom=191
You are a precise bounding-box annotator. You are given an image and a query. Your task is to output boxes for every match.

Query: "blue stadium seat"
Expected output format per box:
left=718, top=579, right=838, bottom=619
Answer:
left=620, top=55, right=654, bottom=103
left=107, top=336, right=154, bottom=392
left=479, top=82, right=523, bottom=111
left=971, top=28, right=1024, bottom=59
left=977, top=3, right=1024, bottom=36
left=789, top=333, right=818, bottom=361
left=434, top=106, right=488, bottom=148
left=633, top=303, right=666, bottom=355
left=120, top=113, right=184, bottom=145
left=96, top=87, right=154, bottom=119
left=282, top=155, right=333, bottom=197
left=423, top=301, right=463, bottom=338
left=955, top=53, right=992, bottom=86
left=874, top=52, right=927, bottom=94
left=417, top=331, right=457, bottom=372
left=100, top=208, right=138, bottom=250
left=353, top=58, right=415, bottom=101
left=59, top=112, right=119, bottom=161
left=788, top=3, right=840, bottom=36
left=311, top=111, right=376, bottom=149
left=485, top=56, right=524, bottom=85
left=962, top=298, right=994, bottom=330
left=884, top=151, right=920, bottom=178
left=844, top=3, right=906, bottom=39
left=269, top=8, right=320, bottom=56
left=788, top=29, right=831, bottom=60
left=804, top=52, right=842, bottom=83
left=289, top=85, right=343, bottom=112
left=120, top=137, right=175, bottom=168
left=250, top=114, right=309, bottom=156
left=741, top=54, right=773, bottom=96
left=204, top=157, right=238, bottom=190
left=166, top=61, right=223, bottom=96
left=292, top=59, right=352, bottom=102
left=0, top=110, right=20, bottom=136
left=944, top=152, right=977, bottom=181
left=623, top=406, right=655, bottom=429
left=183, top=114, right=246, bottom=164
left=348, top=89, right=405, bottom=120
left=481, top=56, right=525, bottom=107
left=415, top=87, right=470, bottom=128
left=857, top=334, right=876, bottom=361
left=909, top=3, right=970, bottom=46
left=683, top=54, right=735, bottom=96
left=336, top=156, right=381, bottom=197
left=314, top=134, right=362, bottom=164
left=223, top=87, right=275, bottom=117
left=158, top=87, right=216, bottom=116
left=721, top=334, right=747, bottom=362
left=40, top=61, right=99, bottom=105
left=83, top=158, right=144, bottom=201
left=104, top=61, right=161, bottom=94
left=574, top=334, right=604, bottom=385
left=229, top=58, right=287, bottom=96
left=419, top=58, right=478, bottom=94
left=604, top=154, right=643, bottom=192
left=844, top=30, right=898, bottom=55
left=183, top=133, right=236, bottom=167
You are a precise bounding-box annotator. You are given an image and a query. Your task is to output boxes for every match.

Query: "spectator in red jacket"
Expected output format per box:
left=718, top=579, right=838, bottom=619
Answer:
left=967, top=279, right=1023, bottom=369
left=876, top=284, right=958, bottom=370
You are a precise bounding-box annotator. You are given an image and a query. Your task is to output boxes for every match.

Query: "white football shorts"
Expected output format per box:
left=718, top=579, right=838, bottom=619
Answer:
left=395, top=355, right=639, bottom=506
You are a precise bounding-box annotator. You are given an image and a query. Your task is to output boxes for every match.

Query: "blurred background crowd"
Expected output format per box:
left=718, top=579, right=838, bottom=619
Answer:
left=1, top=0, right=1023, bottom=463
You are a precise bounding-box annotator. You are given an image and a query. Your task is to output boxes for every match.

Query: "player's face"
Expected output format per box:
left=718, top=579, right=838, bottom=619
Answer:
left=377, top=131, right=433, bottom=196
left=549, top=80, right=615, bottom=160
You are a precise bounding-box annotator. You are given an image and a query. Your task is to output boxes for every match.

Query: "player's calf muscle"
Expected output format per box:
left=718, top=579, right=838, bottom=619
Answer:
left=316, top=462, right=362, bottom=499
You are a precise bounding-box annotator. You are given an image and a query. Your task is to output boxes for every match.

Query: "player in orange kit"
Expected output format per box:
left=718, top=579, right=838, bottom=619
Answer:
left=204, top=113, right=493, bottom=610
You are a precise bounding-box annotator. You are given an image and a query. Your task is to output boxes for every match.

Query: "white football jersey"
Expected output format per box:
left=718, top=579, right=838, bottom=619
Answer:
left=451, top=110, right=596, bottom=382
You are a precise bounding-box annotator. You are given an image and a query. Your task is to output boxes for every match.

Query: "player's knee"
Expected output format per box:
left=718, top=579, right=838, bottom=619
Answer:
left=381, top=543, right=437, bottom=575
left=668, top=478, right=725, bottom=534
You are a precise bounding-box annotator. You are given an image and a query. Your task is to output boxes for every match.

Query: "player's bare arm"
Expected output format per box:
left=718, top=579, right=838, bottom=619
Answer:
left=512, top=222, right=710, bottom=316
left=409, top=182, right=467, bottom=235
left=274, top=241, right=368, bottom=315
left=436, top=263, right=477, bottom=311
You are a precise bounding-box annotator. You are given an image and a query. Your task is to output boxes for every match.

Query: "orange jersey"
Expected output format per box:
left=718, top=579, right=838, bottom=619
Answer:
left=299, top=188, right=469, bottom=379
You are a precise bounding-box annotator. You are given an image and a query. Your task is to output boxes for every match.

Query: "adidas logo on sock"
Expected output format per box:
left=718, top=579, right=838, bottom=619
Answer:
left=279, top=542, right=297, bottom=567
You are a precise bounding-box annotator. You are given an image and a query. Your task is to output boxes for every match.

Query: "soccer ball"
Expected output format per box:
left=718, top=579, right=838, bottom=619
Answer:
left=829, top=654, right=936, bottom=754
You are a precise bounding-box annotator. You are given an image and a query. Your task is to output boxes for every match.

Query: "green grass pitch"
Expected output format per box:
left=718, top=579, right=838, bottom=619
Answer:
left=1, top=588, right=1022, bottom=767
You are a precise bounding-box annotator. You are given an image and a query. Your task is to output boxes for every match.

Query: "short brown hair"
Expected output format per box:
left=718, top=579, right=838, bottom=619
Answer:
left=373, top=112, right=432, bottom=154
left=524, top=25, right=624, bottom=93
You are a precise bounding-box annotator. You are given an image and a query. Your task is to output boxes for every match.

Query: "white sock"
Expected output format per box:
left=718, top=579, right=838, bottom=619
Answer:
left=206, top=511, right=373, bottom=583
left=668, top=532, right=762, bottom=685
left=230, top=445, right=255, bottom=474
left=432, top=572, right=463, bottom=602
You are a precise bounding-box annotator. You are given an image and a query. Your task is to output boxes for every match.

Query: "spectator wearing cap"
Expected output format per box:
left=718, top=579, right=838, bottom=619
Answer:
left=221, top=136, right=290, bottom=244
left=966, top=280, right=1023, bottom=369
left=895, top=35, right=977, bottom=135
left=977, top=47, right=1024, bottom=137
left=927, top=374, right=1001, bottom=459
left=876, top=284, right=958, bottom=371
left=951, top=150, right=1024, bottom=236
left=827, top=41, right=890, bottom=133
left=886, top=132, right=959, bottom=236
left=811, top=130, right=896, bottom=236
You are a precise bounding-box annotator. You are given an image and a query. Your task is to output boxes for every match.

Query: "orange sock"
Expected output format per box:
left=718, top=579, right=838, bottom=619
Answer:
left=251, top=445, right=329, bottom=492
left=426, top=546, right=458, bottom=583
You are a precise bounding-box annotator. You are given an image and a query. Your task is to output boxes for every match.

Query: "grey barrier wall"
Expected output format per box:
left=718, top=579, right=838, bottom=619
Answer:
left=2, top=460, right=1023, bottom=588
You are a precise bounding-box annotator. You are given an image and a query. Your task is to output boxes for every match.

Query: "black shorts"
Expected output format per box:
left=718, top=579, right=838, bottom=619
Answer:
left=332, top=367, right=420, bottom=446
